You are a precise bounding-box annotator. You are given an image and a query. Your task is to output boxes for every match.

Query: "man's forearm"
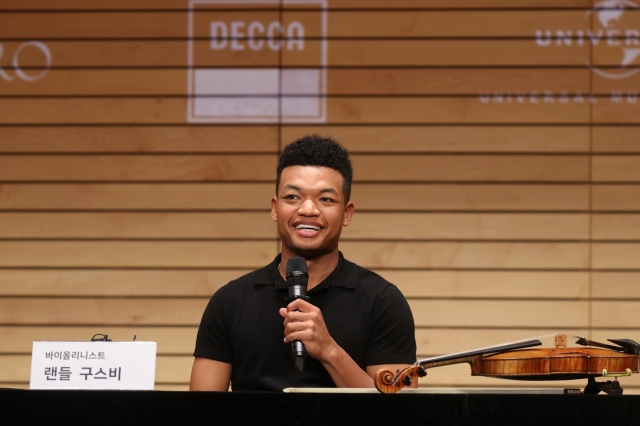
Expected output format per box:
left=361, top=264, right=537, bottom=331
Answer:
left=319, top=344, right=375, bottom=388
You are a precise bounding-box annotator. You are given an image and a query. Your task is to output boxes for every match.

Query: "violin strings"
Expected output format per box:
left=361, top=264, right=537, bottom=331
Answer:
left=414, top=336, right=543, bottom=366
left=413, top=332, right=582, bottom=366
left=510, top=332, right=584, bottom=343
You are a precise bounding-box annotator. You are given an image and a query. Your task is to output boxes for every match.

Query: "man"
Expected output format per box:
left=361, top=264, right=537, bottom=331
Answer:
left=190, top=135, right=416, bottom=391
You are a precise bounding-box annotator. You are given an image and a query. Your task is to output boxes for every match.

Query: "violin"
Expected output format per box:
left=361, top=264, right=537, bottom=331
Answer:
left=375, top=333, right=640, bottom=394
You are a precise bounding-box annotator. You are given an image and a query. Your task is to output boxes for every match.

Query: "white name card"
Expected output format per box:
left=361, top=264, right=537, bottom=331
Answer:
left=30, top=341, right=157, bottom=390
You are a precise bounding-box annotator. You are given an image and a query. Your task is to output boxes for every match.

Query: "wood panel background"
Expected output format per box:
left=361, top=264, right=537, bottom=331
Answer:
left=2, top=0, right=640, bottom=393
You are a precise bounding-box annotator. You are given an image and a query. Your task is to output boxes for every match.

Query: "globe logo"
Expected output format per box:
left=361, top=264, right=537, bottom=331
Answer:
left=587, top=0, right=640, bottom=79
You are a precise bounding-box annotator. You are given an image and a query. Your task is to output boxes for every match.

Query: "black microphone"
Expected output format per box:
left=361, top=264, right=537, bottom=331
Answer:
left=286, top=257, right=309, bottom=374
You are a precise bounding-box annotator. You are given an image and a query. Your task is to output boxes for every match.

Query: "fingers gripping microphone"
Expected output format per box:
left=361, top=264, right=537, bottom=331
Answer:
left=285, top=257, right=309, bottom=374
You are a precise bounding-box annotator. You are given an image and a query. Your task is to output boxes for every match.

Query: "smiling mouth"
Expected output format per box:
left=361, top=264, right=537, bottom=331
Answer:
left=295, top=224, right=321, bottom=231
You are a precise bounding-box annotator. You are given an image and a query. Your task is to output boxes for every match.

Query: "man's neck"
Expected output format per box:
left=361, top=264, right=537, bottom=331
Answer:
left=279, top=248, right=340, bottom=291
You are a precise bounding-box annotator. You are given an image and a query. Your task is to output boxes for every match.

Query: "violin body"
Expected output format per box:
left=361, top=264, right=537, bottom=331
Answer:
left=472, top=347, right=640, bottom=381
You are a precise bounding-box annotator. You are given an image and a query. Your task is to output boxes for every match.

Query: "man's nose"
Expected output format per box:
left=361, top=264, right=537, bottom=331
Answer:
left=298, top=198, right=320, bottom=215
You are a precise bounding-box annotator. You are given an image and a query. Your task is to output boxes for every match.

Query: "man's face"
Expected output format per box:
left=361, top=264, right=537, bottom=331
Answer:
left=271, top=165, right=354, bottom=259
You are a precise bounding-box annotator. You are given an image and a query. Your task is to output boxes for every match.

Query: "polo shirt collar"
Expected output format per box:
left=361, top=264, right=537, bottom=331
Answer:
left=257, top=252, right=358, bottom=291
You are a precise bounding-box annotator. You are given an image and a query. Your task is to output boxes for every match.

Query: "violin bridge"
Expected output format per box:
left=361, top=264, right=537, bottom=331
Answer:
left=555, top=333, right=567, bottom=349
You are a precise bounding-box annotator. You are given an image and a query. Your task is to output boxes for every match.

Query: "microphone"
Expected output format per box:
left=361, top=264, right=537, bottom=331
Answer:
left=286, top=257, right=309, bottom=374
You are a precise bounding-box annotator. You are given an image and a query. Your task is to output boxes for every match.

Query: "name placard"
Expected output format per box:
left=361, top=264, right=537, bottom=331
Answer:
left=30, top=341, right=157, bottom=390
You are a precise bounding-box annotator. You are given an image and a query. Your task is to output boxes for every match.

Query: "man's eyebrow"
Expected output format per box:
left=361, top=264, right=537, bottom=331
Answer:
left=282, top=184, right=338, bottom=195
left=320, top=188, right=339, bottom=195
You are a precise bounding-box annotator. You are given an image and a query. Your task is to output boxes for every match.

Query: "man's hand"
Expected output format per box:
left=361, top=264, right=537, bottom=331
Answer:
left=279, top=298, right=337, bottom=362
left=279, top=299, right=417, bottom=389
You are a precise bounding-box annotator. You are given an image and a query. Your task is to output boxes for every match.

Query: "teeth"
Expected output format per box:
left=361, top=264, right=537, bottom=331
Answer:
left=296, top=224, right=320, bottom=230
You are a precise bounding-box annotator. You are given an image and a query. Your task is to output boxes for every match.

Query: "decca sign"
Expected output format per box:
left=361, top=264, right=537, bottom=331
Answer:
left=187, top=0, right=327, bottom=123
left=209, top=21, right=305, bottom=51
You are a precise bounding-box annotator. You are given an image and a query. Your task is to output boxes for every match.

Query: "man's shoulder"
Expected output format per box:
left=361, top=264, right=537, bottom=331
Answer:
left=342, top=257, right=394, bottom=292
left=217, top=262, right=275, bottom=295
left=358, top=267, right=392, bottom=288
left=230, top=263, right=273, bottom=284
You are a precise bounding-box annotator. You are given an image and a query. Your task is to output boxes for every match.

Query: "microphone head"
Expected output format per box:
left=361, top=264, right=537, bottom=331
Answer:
left=286, top=257, right=309, bottom=288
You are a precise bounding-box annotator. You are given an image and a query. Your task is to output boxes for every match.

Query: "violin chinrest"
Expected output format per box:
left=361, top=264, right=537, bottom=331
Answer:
left=609, top=339, right=640, bottom=355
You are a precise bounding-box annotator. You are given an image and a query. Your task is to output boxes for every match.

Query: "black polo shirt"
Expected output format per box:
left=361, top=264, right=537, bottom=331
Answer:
left=194, top=252, right=416, bottom=392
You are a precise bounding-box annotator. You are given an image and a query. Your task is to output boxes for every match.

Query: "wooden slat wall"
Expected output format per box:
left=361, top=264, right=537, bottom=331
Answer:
left=2, top=0, right=640, bottom=393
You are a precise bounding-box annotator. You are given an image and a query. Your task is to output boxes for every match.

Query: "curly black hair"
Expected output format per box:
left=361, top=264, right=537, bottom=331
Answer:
left=276, top=135, right=353, bottom=202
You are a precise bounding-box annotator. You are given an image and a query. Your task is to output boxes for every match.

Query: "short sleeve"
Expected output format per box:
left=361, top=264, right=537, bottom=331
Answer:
left=365, top=284, right=417, bottom=366
left=193, top=284, right=234, bottom=363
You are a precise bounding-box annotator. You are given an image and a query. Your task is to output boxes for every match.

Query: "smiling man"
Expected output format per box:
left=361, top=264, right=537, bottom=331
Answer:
left=190, top=135, right=416, bottom=391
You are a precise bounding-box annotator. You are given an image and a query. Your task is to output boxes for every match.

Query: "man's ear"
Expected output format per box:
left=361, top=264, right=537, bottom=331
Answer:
left=342, top=202, right=355, bottom=227
left=270, top=196, right=278, bottom=222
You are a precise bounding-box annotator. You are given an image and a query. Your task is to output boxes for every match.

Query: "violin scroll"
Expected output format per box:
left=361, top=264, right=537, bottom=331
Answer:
left=374, top=365, right=426, bottom=394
